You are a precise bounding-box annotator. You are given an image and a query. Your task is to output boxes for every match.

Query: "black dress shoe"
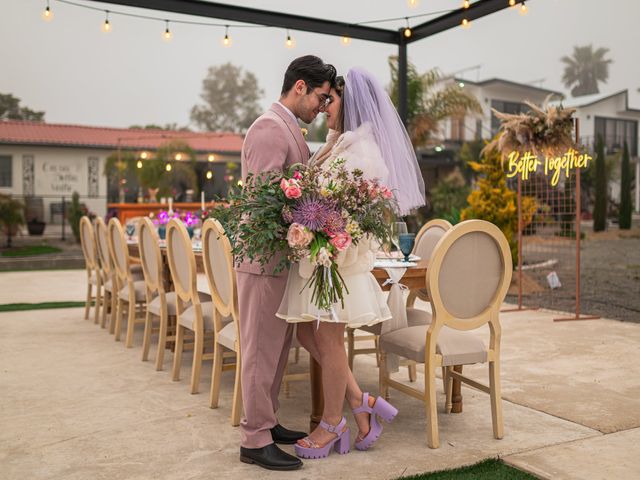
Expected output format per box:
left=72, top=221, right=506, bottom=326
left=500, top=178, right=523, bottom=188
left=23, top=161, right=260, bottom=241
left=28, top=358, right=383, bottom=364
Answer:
left=240, top=443, right=303, bottom=471
left=270, top=423, right=307, bottom=445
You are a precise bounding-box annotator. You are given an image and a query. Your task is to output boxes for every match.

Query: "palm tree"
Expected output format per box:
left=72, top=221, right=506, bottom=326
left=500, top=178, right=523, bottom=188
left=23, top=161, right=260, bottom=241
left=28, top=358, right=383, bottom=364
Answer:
left=388, top=56, right=481, bottom=147
left=561, top=45, right=612, bottom=97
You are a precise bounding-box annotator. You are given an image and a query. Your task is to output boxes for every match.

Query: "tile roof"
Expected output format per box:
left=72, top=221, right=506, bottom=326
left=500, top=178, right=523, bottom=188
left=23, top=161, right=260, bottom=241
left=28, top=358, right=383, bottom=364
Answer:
left=0, top=121, right=243, bottom=153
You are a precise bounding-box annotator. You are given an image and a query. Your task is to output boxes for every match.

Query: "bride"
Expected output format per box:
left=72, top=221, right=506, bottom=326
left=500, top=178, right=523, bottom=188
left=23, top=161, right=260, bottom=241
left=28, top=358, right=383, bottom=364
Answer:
left=277, top=67, right=425, bottom=459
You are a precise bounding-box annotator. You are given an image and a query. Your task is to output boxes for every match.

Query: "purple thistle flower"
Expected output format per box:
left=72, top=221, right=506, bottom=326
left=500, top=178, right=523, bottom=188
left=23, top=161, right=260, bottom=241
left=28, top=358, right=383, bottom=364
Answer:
left=292, top=197, right=335, bottom=231
left=323, top=209, right=346, bottom=235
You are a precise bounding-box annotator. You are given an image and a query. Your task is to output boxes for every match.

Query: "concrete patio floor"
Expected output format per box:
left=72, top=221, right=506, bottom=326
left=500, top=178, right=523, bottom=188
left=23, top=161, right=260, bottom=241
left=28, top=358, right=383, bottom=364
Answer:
left=1, top=270, right=639, bottom=479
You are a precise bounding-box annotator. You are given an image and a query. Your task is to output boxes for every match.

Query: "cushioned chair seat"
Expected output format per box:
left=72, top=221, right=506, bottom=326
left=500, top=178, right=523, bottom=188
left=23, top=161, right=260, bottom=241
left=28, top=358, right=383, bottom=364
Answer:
left=89, top=273, right=99, bottom=285
left=406, top=307, right=432, bottom=327
left=380, top=322, right=487, bottom=367
left=147, top=291, right=211, bottom=316
left=118, top=280, right=147, bottom=302
left=217, top=321, right=237, bottom=351
left=179, top=301, right=214, bottom=332
left=103, top=279, right=113, bottom=292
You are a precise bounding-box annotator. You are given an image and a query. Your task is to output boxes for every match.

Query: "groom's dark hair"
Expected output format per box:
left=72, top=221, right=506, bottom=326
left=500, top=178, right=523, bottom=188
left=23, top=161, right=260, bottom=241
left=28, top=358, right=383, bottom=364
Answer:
left=281, top=55, right=337, bottom=95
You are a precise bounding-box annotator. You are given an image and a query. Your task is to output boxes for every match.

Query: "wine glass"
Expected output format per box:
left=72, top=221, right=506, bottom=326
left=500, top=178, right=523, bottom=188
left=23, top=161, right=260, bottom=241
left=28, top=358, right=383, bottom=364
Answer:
left=399, top=233, right=416, bottom=262
left=125, top=223, right=136, bottom=241
left=391, top=222, right=407, bottom=256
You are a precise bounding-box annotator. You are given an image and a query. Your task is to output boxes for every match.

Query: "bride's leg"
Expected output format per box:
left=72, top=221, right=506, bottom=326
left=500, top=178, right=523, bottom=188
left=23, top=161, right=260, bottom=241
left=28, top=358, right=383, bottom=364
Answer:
left=299, top=322, right=349, bottom=447
left=296, top=322, right=321, bottom=363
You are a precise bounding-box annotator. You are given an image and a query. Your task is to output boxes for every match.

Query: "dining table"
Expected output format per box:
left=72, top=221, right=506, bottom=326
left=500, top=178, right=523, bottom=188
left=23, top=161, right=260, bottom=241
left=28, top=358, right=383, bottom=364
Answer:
left=126, top=241, right=463, bottom=431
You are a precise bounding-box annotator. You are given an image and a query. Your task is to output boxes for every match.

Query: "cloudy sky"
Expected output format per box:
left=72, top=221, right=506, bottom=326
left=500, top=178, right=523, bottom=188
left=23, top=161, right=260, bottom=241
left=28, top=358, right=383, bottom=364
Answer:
left=2, top=0, right=639, bottom=128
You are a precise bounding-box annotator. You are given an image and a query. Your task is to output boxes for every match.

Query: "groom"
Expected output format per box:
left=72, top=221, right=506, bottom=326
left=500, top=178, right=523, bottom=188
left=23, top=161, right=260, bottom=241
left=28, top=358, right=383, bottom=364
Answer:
left=236, top=55, right=336, bottom=471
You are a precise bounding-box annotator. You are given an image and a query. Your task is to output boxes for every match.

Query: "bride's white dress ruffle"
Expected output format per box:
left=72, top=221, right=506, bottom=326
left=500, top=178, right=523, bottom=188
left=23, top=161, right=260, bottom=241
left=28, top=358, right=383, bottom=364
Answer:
left=276, top=124, right=392, bottom=327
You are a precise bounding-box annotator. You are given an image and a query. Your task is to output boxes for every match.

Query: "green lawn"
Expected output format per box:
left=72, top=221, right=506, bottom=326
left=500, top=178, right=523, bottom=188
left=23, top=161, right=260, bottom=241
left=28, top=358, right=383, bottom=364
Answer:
left=0, top=302, right=87, bottom=312
left=399, top=459, right=537, bottom=480
left=1, top=245, right=63, bottom=257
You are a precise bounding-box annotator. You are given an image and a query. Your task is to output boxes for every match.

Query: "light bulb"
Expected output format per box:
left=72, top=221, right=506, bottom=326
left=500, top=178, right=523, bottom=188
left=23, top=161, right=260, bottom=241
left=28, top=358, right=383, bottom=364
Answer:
left=403, top=27, right=412, bottom=38
left=206, top=171, right=213, bottom=180
left=458, top=81, right=465, bottom=88
left=207, top=154, right=215, bottom=162
left=285, top=31, right=295, bottom=49
left=461, top=18, right=470, bottom=28
left=136, top=160, right=143, bottom=169
left=165, top=163, right=172, bottom=172
left=163, top=20, right=172, bottom=41
left=341, top=36, right=351, bottom=46
left=140, top=151, right=148, bottom=159
left=174, top=153, right=182, bottom=161
left=407, top=0, right=419, bottom=8
left=520, top=2, right=528, bottom=14
left=509, top=0, right=516, bottom=6
left=102, top=11, right=111, bottom=33
left=223, top=26, right=231, bottom=47
left=237, top=180, right=243, bottom=187
left=42, top=2, right=53, bottom=21
left=463, top=0, right=470, bottom=9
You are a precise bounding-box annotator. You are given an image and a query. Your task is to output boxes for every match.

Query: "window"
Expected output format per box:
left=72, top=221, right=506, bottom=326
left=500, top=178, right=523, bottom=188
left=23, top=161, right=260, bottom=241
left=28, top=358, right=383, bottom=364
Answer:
left=491, top=100, right=528, bottom=137
left=0, top=155, right=12, bottom=188
left=450, top=115, right=465, bottom=141
left=594, top=117, right=638, bottom=156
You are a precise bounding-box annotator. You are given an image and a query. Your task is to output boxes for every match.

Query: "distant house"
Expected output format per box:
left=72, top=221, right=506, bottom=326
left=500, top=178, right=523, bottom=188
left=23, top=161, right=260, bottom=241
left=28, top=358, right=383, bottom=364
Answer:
left=0, top=121, right=243, bottom=221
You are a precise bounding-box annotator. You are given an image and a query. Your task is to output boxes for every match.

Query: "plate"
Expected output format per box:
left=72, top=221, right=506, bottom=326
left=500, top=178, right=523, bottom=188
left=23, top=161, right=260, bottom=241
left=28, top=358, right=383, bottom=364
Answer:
left=374, top=259, right=418, bottom=268
left=376, top=252, right=420, bottom=262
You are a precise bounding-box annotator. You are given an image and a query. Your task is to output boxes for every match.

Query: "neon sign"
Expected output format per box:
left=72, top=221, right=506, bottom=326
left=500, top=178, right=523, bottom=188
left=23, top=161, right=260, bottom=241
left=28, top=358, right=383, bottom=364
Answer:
left=506, top=149, right=592, bottom=186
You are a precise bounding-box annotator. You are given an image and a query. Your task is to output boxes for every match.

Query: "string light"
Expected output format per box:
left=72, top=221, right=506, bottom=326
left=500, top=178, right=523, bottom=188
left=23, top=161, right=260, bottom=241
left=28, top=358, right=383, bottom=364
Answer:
left=463, top=0, right=470, bottom=9
left=509, top=0, right=516, bottom=6
left=223, top=25, right=231, bottom=47
left=461, top=18, right=470, bottom=28
left=407, top=0, right=419, bottom=8
left=403, top=18, right=412, bottom=38
left=140, top=151, right=149, bottom=159
left=163, top=20, right=172, bottom=41
left=206, top=170, right=213, bottom=180
left=174, top=153, right=182, bottom=161
left=285, top=29, right=295, bottom=48
left=102, top=11, right=111, bottom=33
left=519, top=1, right=528, bottom=15
left=136, top=160, right=143, bottom=169
left=207, top=154, right=215, bottom=162
left=42, top=0, right=53, bottom=21
left=237, top=180, right=243, bottom=187
left=165, top=163, right=172, bottom=172
left=341, top=35, right=351, bottom=46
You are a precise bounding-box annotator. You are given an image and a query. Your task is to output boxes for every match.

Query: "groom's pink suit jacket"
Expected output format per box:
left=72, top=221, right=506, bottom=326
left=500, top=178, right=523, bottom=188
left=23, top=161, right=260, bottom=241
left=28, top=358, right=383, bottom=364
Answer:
left=236, top=103, right=310, bottom=448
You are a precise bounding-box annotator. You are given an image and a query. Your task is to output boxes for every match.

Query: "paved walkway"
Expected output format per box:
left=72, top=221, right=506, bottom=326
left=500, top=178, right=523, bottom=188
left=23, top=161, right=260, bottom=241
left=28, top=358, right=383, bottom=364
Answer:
left=1, top=270, right=639, bottom=479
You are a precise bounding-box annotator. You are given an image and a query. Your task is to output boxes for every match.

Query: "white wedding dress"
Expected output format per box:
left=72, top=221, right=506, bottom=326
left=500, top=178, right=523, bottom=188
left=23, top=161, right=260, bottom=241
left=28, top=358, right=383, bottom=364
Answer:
left=276, top=124, right=392, bottom=328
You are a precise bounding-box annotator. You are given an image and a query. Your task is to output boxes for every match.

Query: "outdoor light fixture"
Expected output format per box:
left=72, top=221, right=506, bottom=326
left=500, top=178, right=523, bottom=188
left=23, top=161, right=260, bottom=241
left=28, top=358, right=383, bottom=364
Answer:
left=403, top=18, right=412, bottom=38
left=285, top=29, right=295, bottom=48
left=42, top=0, right=52, bottom=21
left=509, top=0, right=516, bottom=6
left=463, top=0, right=470, bottom=9
left=136, top=160, right=143, bottom=169
left=140, top=151, right=149, bottom=159
left=165, top=163, right=172, bottom=172
left=520, top=2, right=528, bottom=15
left=207, top=154, right=215, bottom=162
left=341, top=36, right=351, bottom=46
left=407, top=0, right=419, bottom=8
left=206, top=170, right=213, bottom=180
left=174, top=153, right=182, bottom=161
left=237, top=180, right=243, bottom=187
left=461, top=18, right=470, bottom=28
left=458, top=81, right=465, bottom=88
left=102, top=11, right=111, bottom=33
left=223, top=26, right=231, bottom=47
left=163, top=20, right=172, bottom=40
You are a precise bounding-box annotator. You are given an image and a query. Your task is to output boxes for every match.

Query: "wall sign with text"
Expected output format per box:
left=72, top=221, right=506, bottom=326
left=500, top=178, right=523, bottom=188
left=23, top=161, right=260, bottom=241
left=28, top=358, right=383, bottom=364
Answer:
left=506, top=149, right=592, bottom=187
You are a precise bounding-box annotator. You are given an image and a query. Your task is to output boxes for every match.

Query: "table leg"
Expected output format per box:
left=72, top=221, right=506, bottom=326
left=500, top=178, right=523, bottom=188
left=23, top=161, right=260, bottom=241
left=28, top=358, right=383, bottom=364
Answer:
left=310, top=358, right=323, bottom=431
left=451, top=365, right=463, bottom=413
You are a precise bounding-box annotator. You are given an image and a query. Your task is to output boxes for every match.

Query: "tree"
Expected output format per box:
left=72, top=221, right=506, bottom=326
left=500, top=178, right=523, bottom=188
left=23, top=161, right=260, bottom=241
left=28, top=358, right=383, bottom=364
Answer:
left=0, top=93, right=45, bottom=121
left=593, top=135, right=607, bottom=231
left=388, top=56, right=481, bottom=147
left=128, top=123, right=191, bottom=131
left=303, top=116, right=328, bottom=142
left=561, top=45, right=612, bottom=97
left=190, top=63, right=264, bottom=133
left=619, top=141, right=632, bottom=229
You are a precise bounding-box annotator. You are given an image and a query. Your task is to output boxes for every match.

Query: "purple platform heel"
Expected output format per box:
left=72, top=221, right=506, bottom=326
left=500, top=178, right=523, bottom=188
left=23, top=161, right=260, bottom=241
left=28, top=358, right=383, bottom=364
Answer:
left=353, top=392, right=398, bottom=451
left=294, top=417, right=350, bottom=459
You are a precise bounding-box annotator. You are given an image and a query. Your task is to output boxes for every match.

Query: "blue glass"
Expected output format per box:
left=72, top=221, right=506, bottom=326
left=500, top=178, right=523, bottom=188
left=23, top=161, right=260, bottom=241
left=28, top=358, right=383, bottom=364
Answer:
left=157, top=225, right=166, bottom=240
left=125, top=224, right=135, bottom=239
left=398, top=233, right=415, bottom=262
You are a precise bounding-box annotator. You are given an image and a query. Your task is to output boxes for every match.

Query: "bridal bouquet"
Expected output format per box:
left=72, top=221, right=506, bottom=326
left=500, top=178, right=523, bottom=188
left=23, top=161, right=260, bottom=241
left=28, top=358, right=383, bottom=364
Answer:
left=217, top=159, right=395, bottom=311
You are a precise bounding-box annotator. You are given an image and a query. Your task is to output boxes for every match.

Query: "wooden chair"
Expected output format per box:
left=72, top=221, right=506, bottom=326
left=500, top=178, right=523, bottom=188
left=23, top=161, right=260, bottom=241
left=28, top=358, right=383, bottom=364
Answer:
left=95, top=217, right=116, bottom=331
left=108, top=217, right=147, bottom=347
left=79, top=216, right=99, bottom=321
left=167, top=218, right=215, bottom=394
left=379, top=219, right=512, bottom=448
left=202, top=219, right=242, bottom=425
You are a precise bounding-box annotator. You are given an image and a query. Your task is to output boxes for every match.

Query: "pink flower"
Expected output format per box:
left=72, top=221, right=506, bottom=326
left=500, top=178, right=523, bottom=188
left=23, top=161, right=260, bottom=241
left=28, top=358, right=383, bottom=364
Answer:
left=380, top=186, right=393, bottom=199
left=293, top=170, right=302, bottom=180
left=329, top=232, right=352, bottom=251
left=280, top=178, right=302, bottom=199
left=287, top=223, right=314, bottom=248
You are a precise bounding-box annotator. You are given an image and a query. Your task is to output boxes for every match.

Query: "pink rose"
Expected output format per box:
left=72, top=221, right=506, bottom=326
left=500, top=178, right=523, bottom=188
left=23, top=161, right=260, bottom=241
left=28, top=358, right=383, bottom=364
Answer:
left=380, top=186, right=393, bottom=199
left=280, top=178, right=302, bottom=199
left=287, top=223, right=314, bottom=248
left=293, top=170, right=302, bottom=180
left=329, top=232, right=352, bottom=252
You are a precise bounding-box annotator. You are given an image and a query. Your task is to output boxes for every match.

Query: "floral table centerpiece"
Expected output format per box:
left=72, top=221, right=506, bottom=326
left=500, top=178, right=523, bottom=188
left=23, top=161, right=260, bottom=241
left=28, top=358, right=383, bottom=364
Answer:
left=216, top=160, right=395, bottom=311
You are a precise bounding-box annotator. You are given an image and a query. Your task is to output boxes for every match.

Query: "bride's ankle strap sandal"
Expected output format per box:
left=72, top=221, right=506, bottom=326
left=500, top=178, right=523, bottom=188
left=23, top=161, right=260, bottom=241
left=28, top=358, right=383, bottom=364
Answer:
left=294, top=417, right=350, bottom=459
left=353, top=392, right=398, bottom=451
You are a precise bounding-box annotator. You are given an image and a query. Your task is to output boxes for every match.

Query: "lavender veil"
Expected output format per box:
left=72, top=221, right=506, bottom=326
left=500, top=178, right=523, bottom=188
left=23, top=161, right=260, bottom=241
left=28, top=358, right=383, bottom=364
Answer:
left=343, top=67, right=426, bottom=216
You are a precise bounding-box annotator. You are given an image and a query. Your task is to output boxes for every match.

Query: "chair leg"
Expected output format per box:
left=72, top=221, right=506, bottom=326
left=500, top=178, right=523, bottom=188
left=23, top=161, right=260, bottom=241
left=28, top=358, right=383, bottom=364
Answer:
left=94, top=281, right=102, bottom=324
left=444, top=366, right=454, bottom=414
left=347, top=328, right=355, bottom=371
left=408, top=362, right=417, bottom=382
left=108, top=289, right=117, bottom=334
left=282, top=364, right=291, bottom=399
left=231, top=353, right=243, bottom=427
left=489, top=359, right=504, bottom=439
left=425, top=362, right=440, bottom=449
left=294, top=346, right=300, bottom=364
left=172, top=325, right=185, bottom=381
left=100, top=290, right=109, bottom=329
left=379, top=351, right=389, bottom=400
left=84, top=281, right=92, bottom=320
left=141, top=309, right=153, bottom=361
left=155, top=310, right=168, bottom=371
left=114, top=299, right=124, bottom=341
left=209, top=343, right=224, bottom=408
left=125, top=300, right=136, bottom=348
left=189, top=329, right=204, bottom=394
left=374, top=336, right=381, bottom=367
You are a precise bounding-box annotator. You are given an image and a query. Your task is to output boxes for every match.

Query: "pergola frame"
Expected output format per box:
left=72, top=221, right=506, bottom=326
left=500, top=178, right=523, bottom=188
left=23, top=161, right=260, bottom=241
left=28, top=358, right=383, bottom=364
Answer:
left=87, top=0, right=529, bottom=125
